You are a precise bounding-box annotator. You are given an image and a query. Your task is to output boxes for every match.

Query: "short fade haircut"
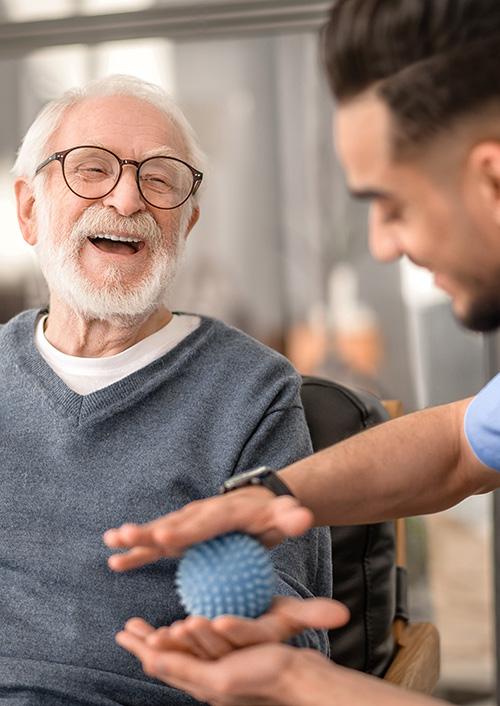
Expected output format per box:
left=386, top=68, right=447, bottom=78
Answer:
left=322, top=0, right=500, bottom=155
left=13, top=74, right=207, bottom=208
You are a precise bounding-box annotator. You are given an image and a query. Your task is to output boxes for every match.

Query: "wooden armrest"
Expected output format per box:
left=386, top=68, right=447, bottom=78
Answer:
left=384, top=622, right=440, bottom=695
left=382, top=399, right=405, bottom=419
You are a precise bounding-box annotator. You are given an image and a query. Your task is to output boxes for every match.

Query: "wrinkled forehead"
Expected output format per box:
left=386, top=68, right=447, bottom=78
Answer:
left=48, top=93, right=188, bottom=160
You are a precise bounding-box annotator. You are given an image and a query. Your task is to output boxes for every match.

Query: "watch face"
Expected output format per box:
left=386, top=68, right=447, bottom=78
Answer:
left=246, top=469, right=271, bottom=483
left=222, top=467, right=270, bottom=492
left=220, top=467, right=293, bottom=497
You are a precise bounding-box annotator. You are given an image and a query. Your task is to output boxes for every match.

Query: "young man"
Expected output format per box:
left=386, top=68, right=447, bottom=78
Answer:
left=1, top=74, right=332, bottom=705
left=105, top=0, right=500, bottom=704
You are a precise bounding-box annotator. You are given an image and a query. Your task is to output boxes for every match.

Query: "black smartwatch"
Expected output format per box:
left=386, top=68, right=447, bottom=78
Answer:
left=220, top=466, right=295, bottom=497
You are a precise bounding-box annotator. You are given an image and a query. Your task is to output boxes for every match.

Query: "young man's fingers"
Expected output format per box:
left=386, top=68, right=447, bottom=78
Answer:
left=105, top=490, right=314, bottom=577
left=106, top=545, right=164, bottom=571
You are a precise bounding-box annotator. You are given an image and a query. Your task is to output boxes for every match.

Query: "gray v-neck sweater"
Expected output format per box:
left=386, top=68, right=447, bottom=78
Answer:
left=0, top=310, right=332, bottom=705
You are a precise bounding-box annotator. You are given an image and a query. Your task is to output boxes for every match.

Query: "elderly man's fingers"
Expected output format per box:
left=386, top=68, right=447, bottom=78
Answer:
left=117, top=636, right=302, bottom=706
left=151, top=616, right=234, bottom=659
left=269, top=596, right=350, bottom=630
left=115, top=633, right=216, bottom=703
left=119, top=616, right=241, bottom=660
left=209, top=597, right=350, bottom=647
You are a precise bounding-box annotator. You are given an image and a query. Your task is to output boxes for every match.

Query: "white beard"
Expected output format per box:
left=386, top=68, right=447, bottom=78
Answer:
left=34, top=201, right=188, bottom=326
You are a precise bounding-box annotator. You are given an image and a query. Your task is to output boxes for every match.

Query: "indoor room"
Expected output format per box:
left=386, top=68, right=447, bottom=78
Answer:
left=1, top=2, right=499, bottom=705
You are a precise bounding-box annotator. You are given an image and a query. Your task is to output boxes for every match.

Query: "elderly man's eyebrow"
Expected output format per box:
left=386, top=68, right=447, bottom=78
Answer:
left=142, top=146, right=179, bottom=159
left=81, top=142, right=179, bottom=159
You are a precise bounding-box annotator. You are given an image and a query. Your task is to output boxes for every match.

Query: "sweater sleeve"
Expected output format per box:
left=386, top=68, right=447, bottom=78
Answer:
left=232, top=368, right=333, bottom=656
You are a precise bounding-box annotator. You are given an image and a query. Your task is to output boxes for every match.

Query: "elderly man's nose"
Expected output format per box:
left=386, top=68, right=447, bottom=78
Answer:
left=101, top=166, right=145, bottom=216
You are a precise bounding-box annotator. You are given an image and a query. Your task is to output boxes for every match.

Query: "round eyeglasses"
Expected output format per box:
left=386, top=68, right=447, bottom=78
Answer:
left=35, top=145, right=203, bottom=210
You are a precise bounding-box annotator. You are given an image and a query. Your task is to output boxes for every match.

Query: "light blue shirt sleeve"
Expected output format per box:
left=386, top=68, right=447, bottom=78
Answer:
left=464, top=372, right=500, bottom=471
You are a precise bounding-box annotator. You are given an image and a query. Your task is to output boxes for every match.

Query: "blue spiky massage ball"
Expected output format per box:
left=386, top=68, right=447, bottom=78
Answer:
left=175, top=532, right=275, bottom=619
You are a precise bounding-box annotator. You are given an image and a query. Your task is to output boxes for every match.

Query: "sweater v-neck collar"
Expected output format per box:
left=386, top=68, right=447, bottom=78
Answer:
left=5, top=310, right=213, bottom=423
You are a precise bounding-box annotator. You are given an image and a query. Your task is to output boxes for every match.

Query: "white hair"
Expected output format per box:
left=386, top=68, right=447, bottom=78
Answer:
left=12, top=74, right=207, bottom=209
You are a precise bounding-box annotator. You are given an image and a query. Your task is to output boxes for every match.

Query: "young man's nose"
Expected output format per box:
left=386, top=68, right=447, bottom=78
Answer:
left=368, top=205, right=403, bottom=262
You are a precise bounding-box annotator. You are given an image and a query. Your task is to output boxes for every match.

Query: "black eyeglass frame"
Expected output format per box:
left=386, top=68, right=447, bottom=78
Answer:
left=34, top=145, right=204, bottom=210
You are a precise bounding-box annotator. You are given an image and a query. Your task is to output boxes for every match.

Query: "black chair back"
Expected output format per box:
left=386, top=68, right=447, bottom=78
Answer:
left=300, top=376, right=397, bottom=676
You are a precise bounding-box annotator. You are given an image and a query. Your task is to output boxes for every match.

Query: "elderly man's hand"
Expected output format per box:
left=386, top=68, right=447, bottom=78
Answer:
left=115, top=598, right=440, bottom=706
left=117, top=596, right=348, bottom=660
left=115, top=628, right=437, bottom=706
left=115, top=596, right=349, bottom=705
left=103, top=487, right=313, bottom=571
left=116, top=637, right=315, bottom=706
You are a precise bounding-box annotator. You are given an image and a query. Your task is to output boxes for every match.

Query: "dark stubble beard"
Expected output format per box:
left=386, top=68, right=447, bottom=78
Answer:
left=458, top=294, right=500, bottom=333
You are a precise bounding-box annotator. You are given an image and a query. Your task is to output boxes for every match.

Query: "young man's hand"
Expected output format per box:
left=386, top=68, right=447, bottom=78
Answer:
left=104, top=487, right=313, bottom=571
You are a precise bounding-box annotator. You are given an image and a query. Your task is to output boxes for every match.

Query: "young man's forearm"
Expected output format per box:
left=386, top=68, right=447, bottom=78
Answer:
left=104, top=398, right=500, bottom=569
left=280, top=398, right=500, bottom=526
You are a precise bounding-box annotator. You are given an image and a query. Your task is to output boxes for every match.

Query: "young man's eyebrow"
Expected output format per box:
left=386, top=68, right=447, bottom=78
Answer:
left=349, top=188, right=392, bottom=201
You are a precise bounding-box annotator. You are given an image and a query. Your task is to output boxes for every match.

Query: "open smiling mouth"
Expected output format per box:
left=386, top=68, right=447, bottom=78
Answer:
left=88, top=234, right=146, bottom=256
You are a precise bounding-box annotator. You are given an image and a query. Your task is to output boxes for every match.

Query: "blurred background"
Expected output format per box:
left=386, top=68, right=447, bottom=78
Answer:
left=1, top=1, right=498, bottom=703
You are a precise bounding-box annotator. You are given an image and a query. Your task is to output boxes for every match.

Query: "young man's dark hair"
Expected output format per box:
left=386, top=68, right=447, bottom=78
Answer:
left=323, top=0, right=500, bottom=156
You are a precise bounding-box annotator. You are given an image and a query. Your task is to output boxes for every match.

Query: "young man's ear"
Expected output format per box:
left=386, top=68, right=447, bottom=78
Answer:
left=466, top=141, right=500, bottom=225
left=14, top=177, right=38, bottom=246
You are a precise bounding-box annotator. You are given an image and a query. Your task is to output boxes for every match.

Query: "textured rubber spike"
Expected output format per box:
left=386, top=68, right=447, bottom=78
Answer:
left=175, top=532, right=275, bottom=619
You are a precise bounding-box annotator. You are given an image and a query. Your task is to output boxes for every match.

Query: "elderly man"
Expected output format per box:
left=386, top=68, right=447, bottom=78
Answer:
left=106, top=0, right=500, bottom=704
left=2, top=74, right=332, bottom=705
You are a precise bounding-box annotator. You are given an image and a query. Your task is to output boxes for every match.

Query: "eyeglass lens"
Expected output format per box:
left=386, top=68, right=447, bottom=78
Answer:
left=63, top=146, right=195, bottom=209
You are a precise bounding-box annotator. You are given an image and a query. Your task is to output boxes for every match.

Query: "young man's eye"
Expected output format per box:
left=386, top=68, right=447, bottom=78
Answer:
left=381, top=205, right=403, bottom=223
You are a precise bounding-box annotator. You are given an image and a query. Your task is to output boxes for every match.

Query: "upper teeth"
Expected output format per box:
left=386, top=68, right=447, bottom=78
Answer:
left=92, top=234, right=141, bottom=243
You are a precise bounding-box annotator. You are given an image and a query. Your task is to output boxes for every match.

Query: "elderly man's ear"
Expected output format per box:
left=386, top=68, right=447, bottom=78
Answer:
left=185, top=206, right=200, bottom=238
left=14, top=178, right=38, bottom=246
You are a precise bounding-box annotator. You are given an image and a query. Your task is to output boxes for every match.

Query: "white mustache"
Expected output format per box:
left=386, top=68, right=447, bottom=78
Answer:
left=73, top=205, right=164, bottom=246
